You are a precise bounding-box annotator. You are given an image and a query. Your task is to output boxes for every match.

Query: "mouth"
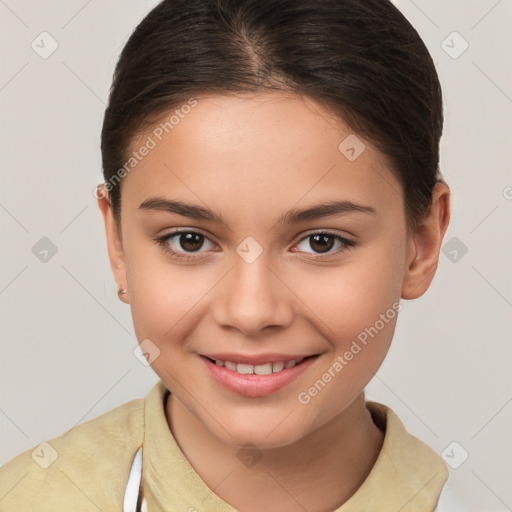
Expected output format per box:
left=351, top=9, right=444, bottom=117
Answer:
left=202, top=355, right=316, bottom=375
left=200, top=353, right=321, bottom=397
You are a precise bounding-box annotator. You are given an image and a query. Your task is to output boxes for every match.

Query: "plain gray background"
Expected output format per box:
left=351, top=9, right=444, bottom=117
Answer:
left=0, top=0, right=511, bottom=510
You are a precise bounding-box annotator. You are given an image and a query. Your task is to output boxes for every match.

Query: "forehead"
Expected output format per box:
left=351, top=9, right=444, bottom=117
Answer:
left=121, top=91, right=404, bottom=225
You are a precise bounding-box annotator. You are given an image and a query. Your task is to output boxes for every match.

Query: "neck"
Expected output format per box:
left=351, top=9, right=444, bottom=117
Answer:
left=165, top=393, right=384, bottom=512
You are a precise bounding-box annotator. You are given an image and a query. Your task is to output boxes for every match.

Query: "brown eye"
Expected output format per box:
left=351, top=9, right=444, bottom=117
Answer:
left=309, top=234, right=336, bottom=253
left=294, top=232, right=356, bottom=257
left=176, top=232, right=205, bottom=252
left=156, top=230, right=216, bottom=260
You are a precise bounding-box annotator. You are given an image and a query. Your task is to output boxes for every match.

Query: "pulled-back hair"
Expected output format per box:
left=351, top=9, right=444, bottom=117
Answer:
left=101, top=0, right=444, bottom=231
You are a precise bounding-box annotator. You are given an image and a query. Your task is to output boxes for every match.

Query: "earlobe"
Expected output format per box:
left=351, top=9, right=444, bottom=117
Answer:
left=96, top=186, right=130, bottom=304
left=401, top=182, right=451, bottom=300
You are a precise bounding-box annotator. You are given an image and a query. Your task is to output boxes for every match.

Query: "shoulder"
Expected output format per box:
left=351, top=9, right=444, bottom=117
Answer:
left=0, top=396, right=145, bottom=511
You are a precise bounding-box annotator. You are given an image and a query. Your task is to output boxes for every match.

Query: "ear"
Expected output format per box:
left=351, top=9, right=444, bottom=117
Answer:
left=401, top=181, right=451, bottom=300
left=96, top=185, right=129, bottom=304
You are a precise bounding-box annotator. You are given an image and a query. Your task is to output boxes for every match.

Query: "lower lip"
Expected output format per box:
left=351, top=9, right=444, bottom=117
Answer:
left=201, top=355, right=319, bottom=397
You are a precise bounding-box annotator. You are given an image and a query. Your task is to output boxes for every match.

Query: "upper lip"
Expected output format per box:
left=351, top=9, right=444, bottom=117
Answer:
left=200, top=353, right=318, bottom=365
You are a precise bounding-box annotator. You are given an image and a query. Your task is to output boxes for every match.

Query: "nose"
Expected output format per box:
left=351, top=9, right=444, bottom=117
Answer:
left=212, top=250, right=294, bottom=337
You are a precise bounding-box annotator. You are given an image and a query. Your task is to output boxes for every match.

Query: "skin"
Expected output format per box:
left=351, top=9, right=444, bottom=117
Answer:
left=98, top=91, right=450, bottom=511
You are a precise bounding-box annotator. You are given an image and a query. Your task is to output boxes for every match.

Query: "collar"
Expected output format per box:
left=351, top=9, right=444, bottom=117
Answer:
left=139, top=380, right=448, bottom=511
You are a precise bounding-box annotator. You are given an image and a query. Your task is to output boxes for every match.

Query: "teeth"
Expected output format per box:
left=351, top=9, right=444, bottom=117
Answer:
left=272, top=361, right=284, bottom=372
left=237, top=363, right=253, bottom=375
left=212, top=358, right=307, bottom=374
left=224, top=361, right=237, bottom=371
left=254, top=363, right=273, bottom=375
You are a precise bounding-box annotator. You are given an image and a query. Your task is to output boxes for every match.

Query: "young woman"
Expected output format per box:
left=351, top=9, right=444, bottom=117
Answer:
left=0, top=0, right=465, bottom=510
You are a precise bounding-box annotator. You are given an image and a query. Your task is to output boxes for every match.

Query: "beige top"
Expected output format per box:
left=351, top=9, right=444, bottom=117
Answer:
left=0, top=379, right=448, bottom=511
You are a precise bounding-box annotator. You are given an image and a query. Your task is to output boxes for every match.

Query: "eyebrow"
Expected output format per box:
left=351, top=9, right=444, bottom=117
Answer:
left=138, top=196, right=376, bottom=225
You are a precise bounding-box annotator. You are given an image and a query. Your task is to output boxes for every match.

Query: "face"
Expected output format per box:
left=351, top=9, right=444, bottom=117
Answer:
left=99, top=91, right=443, bottom=449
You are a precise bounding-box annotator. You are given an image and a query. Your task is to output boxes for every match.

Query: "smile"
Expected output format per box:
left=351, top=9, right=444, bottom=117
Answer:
left=206, top=357, right=308, bottom=375
left=200, top=354, right=320, bottom=397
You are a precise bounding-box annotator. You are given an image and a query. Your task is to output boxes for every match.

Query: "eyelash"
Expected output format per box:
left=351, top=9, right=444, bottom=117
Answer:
left=155, top=229, right=357, bottom=262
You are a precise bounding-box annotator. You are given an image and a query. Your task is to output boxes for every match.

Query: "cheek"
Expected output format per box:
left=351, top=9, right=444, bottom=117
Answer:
left=292, top=300, right=400, bottom=431
left=292, top=247, right=404, bottom=345
left=124, top=245, right=211, bottom=347
left=289, top=244, right=404, bottom=406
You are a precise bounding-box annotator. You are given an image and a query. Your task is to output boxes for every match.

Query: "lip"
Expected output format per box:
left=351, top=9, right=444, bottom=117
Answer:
left=200, top=354, right=320, bottom=397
